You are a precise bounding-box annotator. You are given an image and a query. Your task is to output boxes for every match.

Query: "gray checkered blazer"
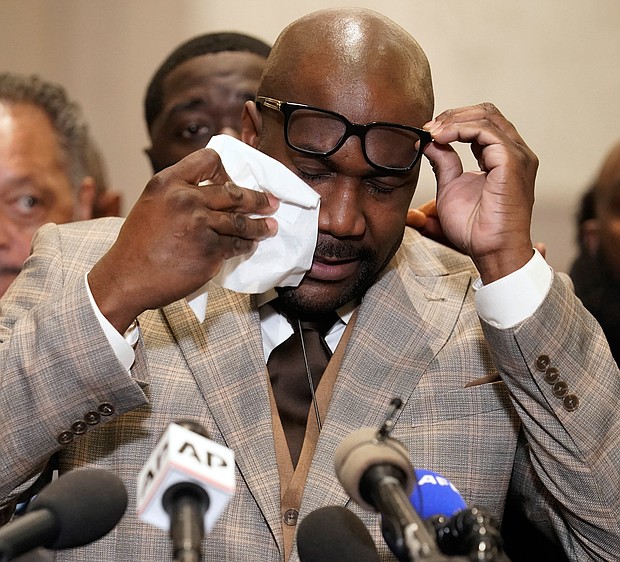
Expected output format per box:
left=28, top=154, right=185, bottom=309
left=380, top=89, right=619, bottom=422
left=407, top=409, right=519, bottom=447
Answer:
left=0, top=218, right=618, bottom=561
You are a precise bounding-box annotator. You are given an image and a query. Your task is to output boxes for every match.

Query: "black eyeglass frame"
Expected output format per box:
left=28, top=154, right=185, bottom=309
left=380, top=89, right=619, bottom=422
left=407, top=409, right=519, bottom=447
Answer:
left=255, top=95, right=432, bottom=173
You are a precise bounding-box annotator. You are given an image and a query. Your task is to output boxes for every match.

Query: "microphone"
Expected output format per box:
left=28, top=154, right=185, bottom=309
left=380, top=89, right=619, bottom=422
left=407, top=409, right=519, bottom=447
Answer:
left=297, top=506, right=380, bottom=562
left=409, top=468, right=467, bottom=520
left=136, top=420, right=235, bottom=562
left=0, top=469, right=127, bottom=561
left=334, top=399, right=445, bottom=561
left=406, top=468, right=508, bottom=561
left=429, top=506, right=507, bottom=561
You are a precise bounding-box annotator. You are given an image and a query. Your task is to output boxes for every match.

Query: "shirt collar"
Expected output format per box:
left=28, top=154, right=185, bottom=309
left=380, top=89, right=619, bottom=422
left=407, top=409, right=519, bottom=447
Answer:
left=185, top=284, right=356, bottom=325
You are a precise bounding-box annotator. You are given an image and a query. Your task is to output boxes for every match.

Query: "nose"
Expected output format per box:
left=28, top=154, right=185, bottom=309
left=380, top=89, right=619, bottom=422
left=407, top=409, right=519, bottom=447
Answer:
left=317, top=137, right=369, bottom=238
left=318, top=178, right=366, bottom=239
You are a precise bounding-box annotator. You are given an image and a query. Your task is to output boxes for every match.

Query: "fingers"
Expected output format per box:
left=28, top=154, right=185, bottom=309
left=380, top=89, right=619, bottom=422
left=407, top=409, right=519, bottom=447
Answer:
left=406, top=200, right=437, bottom=228
left=534, top=242, right=547, bottom=259
left=426, top=103, right=538, bottom=169
left=426, top=103, right=523, bottom=146
left=416, top=199, right=438, bottom=217
left=422, top=102, right=538, bottom=187
left=149, top=147, right=279, bottom=216
left=193, top=207, right=278, bottom=243
left=406, top=208, right=426, bottom=229
left=422, top=140, right=464, bottom=188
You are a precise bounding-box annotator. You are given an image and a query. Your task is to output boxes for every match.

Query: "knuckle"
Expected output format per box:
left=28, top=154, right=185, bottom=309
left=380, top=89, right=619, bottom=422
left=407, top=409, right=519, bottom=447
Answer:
left=144, top=171, right=168, bottom=194
left=479, top=101, right=499, bottom=114
left=224, top=181, right=244, bottom=203
left=168, top=188, right=201, bottom=212
left=232, top=213, right=248, bottom=233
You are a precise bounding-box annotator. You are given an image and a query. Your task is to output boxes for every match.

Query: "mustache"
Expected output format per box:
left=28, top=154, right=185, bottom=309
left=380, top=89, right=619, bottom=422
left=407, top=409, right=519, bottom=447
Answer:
left=314, top=237, right=374, bottom=261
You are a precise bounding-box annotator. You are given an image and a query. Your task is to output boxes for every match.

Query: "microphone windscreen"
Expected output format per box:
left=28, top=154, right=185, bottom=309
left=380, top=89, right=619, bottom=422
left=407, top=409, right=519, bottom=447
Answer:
left=297, top=506, right=380, bottom=562
left=409, top=468, right=467, bottom=520
left=334, top=428, right=414, bottom=511
left=28, top=469, right=128, bottom=549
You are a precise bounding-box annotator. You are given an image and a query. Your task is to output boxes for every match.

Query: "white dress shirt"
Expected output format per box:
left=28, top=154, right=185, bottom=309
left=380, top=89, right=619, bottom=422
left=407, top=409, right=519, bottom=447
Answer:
left=88, top=249, right=552, bottom=371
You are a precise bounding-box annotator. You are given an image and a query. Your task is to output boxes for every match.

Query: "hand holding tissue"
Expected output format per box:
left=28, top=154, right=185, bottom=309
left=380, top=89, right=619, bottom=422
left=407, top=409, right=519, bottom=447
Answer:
left=205, top=135, right=320, bottom=293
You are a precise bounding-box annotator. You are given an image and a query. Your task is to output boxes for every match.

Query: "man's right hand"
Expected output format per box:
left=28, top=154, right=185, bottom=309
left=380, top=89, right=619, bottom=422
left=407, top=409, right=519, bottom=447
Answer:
left=408, top=198, right=546, bottom=260
left=87, top=148, right=279, bottom=333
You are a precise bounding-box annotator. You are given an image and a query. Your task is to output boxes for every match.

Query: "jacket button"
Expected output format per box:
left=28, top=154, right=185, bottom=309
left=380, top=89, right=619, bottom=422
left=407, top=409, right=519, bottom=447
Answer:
left=57, top=431, right=74, bottom=445
left=552, top=381, right=569, bottom=398
left=563, top=394, right=579, bottom=412
left=535, top=355, right=551, bottom=371
left=283, top=509, right=299, bottom=526
left=84, top=411, right=101, bottom=425
left=544, top=367, right=560, bottom=384
left=98, top=403, right=115, bottom=416
left=71, top=420, right=88, bottom=435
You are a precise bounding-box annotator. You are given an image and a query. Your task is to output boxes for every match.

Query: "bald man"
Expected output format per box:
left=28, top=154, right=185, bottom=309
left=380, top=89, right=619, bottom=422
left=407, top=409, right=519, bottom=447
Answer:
left=1, top=9, right=618, bottom=561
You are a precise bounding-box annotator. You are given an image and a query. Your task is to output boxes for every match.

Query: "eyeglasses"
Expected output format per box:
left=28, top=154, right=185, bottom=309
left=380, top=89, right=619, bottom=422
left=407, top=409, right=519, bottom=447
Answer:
left=255, top=95, right=431, bottom=173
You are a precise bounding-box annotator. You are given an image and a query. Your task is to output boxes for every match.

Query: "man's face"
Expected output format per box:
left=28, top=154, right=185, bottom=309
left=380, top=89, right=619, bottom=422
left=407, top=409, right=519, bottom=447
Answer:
left=0, top=102, right=77, bottom=296
left=246, top=75, right=427, bottom=317
left=146, top=51, right=266, bottom=173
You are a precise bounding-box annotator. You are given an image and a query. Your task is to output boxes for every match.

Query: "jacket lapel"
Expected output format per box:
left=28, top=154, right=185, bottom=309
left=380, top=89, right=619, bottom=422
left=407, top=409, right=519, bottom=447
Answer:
left=161, top=288, right=284, bottom=549
left=301, top=236, right=474, bottom=515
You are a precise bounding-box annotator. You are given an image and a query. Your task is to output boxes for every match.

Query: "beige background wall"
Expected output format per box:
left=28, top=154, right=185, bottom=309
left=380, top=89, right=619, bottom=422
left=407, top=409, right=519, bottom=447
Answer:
left=1, top=0, right=619, bottom=273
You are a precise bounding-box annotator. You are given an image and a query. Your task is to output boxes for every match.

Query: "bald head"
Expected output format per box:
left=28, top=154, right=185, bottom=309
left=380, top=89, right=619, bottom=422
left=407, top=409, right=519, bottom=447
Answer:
left=260, top=8, right=434, bottom=120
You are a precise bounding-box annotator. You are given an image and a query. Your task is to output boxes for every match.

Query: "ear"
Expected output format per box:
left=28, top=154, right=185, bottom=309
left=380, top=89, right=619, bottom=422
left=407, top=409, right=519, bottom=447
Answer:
left=241, top=100, right=262, bottom=148
left=74, top=176, right=97, bottom=220
left=580, top=218, right=600, bottom=256
left=94, top=190, right=122, bottom=218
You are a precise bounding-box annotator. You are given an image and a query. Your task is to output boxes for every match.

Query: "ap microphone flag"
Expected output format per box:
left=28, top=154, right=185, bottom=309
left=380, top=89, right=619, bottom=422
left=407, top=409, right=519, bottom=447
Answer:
left=137, top=421, right=235, bottom=533
left=409, top=468, right=467, bottom=520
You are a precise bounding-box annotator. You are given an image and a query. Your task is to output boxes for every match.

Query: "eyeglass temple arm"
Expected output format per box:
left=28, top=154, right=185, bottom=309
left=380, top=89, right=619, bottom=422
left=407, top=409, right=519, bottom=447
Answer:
left=256, top=96, right=282, bottom=111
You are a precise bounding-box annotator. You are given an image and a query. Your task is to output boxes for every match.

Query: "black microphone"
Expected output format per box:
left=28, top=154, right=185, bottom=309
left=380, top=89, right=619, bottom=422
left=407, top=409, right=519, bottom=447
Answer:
left=297, top=506, right=381, bottom=562
left=137, top=420, right=235, bottom=562
left=393, top=468, right=508, bottom=561
left=429, top=507, right=509, bottom=561
left=0, top=469, right=127, bottom=561
left=334, top=399, right=448, bottom=561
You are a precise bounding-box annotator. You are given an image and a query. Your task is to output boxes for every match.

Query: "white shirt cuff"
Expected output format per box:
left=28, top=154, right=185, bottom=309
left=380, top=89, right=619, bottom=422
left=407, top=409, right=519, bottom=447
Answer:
left=84, top=274, right=137, bottom=370
left=473, top=249, right=553, bottom=329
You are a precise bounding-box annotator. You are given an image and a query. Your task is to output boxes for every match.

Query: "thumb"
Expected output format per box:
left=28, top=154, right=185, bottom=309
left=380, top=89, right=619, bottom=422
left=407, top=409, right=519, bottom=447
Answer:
left=423, top=141, right=464, bottom=190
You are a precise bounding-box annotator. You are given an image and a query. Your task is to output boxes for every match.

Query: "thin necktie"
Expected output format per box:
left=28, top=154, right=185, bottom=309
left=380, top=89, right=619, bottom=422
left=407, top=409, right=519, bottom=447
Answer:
left=267, top=313, right=338, bottom=467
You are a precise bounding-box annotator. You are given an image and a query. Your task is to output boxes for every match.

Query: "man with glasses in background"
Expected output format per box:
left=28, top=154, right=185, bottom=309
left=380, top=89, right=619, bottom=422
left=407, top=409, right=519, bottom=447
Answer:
left=0, top=8, right=618, bottom=562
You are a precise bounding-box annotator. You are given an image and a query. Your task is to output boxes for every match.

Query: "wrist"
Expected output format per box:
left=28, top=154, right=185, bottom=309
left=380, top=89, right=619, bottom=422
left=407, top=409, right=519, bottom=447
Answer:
left=87, top=263, right=144, bottom=334
left=474, top=246, right=535, bottom=285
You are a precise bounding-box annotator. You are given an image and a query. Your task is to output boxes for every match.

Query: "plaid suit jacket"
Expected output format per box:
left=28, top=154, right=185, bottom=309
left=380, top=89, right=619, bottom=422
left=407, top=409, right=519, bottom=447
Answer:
left=0, top=217, right=618, bottom=561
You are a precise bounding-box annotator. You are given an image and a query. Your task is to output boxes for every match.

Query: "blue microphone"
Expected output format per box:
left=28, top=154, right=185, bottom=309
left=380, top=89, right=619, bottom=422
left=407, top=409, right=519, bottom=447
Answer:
left=383, top=468, right=508, bottom=561
left=409, top=468, right=467, bottom=520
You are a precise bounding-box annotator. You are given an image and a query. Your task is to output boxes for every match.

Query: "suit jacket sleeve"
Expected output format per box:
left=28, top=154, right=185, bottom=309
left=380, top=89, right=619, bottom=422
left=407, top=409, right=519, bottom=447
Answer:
left=0, top=221, right=149, bottom=512
left=481, top=273, right=620, bottom=560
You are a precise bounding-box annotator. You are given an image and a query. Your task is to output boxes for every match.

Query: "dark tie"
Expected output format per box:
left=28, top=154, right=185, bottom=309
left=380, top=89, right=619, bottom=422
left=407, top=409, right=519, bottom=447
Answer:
left=267, top=312, right=338, bottom=467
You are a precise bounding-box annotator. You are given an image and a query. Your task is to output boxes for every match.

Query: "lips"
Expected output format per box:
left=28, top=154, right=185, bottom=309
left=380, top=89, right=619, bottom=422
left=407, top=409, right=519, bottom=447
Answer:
left=308, top=254, right=359, bottom=282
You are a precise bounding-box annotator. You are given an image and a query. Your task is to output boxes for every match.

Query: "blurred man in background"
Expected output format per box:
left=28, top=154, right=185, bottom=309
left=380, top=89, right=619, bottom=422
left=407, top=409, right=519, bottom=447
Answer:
left=569, top=139, right=620, bottom=363
left=143, top=31, right=271, bottom=173
left=0, top=72, right=102, bottom=297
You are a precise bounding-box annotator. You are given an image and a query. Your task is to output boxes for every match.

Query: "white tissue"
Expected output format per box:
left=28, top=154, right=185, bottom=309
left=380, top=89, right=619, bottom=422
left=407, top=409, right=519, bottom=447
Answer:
left=204, top=135, right=320, bottom=293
